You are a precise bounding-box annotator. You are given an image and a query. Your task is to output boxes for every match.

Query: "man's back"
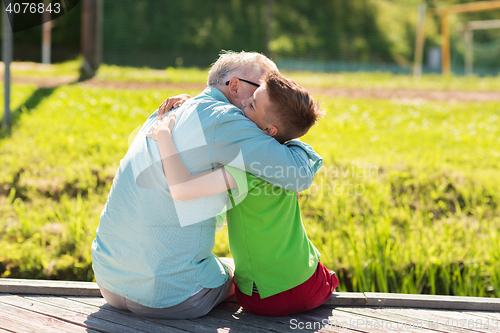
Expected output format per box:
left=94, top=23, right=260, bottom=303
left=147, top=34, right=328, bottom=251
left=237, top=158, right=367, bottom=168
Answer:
left=92, top=89, right=234, bottom=308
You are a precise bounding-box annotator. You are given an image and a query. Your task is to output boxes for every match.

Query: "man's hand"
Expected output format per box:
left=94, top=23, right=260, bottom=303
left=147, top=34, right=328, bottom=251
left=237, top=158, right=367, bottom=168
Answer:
left=147, top=112, right=177, bottom=141
left=158, top=94, right=192, bottom=119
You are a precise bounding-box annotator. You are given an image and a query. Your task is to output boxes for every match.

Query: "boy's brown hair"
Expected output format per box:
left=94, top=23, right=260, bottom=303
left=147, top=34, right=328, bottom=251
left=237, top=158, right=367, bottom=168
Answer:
left=264, top=71, right=325, bottom=143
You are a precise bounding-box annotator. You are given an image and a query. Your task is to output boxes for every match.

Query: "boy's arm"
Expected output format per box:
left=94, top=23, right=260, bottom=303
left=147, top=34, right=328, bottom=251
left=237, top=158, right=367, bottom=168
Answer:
left=146, top=113, right=238, bottom=201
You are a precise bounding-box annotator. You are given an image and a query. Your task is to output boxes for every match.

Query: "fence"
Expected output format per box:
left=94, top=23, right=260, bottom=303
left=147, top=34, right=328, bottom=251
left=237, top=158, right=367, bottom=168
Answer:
left=99, top=0, right=500, bottom=75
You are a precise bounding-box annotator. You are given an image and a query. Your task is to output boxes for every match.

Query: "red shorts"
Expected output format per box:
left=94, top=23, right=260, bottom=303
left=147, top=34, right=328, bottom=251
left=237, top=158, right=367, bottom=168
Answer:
left=234, top=261, right=339, bottom=316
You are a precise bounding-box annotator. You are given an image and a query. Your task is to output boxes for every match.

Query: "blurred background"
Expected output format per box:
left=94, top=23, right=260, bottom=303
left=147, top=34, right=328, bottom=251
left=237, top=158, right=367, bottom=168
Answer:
left=5, top=0, right=500, bottom=75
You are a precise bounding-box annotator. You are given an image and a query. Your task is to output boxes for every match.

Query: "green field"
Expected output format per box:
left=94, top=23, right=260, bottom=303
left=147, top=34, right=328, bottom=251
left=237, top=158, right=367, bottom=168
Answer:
left=1, top=66, right=499, bottom=297
left=6, top=59, right=500, bottom=91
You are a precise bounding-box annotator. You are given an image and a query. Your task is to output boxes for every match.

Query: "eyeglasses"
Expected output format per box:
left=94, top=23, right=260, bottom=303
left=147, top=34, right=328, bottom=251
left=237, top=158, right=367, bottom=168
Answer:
left=225, top=78, right=260, bottom=88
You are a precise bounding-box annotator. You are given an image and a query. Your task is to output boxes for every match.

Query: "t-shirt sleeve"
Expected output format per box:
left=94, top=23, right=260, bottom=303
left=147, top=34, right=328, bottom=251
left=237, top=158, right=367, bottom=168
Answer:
left=215, top=210, right=226, bottom=233
left=224, top=165, right=248, bottom=203
left=214, top=165, right=247, bottom=232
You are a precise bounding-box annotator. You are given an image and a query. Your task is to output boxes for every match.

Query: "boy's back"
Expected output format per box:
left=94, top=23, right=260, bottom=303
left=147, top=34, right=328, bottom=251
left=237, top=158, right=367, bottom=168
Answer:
left=226, top=169, right=320, bottom=298
left=225, top=167, right=339, bottom=316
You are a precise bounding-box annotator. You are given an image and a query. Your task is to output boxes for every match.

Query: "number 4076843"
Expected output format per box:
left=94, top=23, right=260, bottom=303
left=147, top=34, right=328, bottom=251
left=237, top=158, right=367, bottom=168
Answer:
left=5, top=2, right=61, bottom=14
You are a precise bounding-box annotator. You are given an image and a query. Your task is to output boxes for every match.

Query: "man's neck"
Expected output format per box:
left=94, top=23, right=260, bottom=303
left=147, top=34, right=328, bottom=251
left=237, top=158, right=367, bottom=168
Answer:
left=211, top=84, right=233, bottom=104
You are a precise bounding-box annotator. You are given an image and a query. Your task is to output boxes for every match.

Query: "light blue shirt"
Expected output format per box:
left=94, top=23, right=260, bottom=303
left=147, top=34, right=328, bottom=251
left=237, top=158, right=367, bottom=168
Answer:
left=92, top=87, right=323, bottom=308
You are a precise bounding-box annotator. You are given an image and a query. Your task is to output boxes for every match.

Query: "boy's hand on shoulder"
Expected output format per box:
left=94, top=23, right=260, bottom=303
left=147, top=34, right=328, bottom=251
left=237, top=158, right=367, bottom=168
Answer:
left=147, top=112, right=177, bottom=141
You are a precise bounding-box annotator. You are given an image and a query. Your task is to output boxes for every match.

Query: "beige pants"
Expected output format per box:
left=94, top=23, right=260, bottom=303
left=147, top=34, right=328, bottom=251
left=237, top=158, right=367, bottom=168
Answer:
left=99, top=257, right=235, bottom=319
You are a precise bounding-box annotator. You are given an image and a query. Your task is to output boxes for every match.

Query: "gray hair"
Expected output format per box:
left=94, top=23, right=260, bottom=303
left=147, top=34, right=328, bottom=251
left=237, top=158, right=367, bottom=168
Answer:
left=207, top=50, right=278, bottom=87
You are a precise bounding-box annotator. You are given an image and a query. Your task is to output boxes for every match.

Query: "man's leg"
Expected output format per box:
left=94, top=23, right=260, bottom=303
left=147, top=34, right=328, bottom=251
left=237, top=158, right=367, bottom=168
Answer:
left=99, top=257, right=235, bottom=319
left=98, top=285, right=128, bottom=310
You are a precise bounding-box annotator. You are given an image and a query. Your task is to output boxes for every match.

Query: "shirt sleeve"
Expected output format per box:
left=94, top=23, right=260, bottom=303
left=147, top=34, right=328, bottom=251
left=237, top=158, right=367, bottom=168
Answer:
left=224, top=165, right=248, bottom=203
left=212, top=108, right=323, bottom=191
left=213, top=165, right=247, bottom=232
left=215, top=210, right=226, bottom=233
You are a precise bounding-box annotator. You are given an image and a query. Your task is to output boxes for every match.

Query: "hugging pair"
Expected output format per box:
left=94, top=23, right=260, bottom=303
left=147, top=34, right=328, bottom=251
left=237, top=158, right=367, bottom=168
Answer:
left=92, top=51, right=338, bottom=319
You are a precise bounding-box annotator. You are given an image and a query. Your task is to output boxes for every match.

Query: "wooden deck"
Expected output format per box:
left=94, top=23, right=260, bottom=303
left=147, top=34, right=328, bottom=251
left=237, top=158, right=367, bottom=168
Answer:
left=1, top=279, right=500, bottom=332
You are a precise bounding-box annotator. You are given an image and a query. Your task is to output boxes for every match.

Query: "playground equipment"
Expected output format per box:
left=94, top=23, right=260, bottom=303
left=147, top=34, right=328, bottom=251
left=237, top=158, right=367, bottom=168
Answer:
left=414, top=0, right=500, bottom=76
left=462, top=19, right=500, bottom=75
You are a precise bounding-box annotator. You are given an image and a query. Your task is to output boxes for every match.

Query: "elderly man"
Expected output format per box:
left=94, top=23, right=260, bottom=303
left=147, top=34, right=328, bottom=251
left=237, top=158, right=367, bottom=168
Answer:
left=92, top=51, right=322, bottom=319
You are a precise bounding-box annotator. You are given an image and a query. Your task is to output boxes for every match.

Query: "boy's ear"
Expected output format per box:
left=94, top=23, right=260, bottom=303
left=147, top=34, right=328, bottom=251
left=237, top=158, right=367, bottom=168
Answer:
left=264, top=126, right=278, bottom=137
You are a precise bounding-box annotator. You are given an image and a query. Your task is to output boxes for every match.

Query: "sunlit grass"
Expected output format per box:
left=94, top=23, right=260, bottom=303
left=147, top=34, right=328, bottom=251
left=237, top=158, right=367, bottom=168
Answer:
left=3, top=59, right=500, bottom=91
left=97, top=66, right=500, bottom=91
left=3, top=59, right=82, bottom=79
left=97, top=65, right=209, bottom=84
left=0, top=82, right=499, bottom=297
left=0, top=84, right=198, bottom=280
left=299, top=97, right=500, bottom=296
left=287, top=71, right=500, bottom=91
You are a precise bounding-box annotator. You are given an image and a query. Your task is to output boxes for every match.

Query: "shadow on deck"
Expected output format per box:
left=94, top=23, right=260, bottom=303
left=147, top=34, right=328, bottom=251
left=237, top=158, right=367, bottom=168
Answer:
left=1, top=278, right=499, bottom=332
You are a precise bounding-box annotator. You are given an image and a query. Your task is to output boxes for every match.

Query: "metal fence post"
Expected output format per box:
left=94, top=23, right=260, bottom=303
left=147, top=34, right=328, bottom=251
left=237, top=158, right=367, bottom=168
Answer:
left=2, top=0, right=13, bottom=129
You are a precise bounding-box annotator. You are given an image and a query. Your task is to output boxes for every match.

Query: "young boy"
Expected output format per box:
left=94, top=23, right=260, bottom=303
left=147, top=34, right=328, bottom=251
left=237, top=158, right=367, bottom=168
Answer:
left=147, top=71, right=338, bottom=316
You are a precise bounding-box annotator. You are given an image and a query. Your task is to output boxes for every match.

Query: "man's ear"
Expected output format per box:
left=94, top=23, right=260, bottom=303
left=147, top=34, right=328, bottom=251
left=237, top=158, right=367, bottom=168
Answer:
left=226, top=78, right=240, bottom=98
left=264, top=126, right=278, bottom=137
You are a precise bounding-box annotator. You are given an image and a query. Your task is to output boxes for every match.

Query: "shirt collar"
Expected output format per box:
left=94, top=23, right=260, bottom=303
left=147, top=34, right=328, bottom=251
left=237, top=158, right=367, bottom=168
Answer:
left=202, top=86, right=230, bottom=104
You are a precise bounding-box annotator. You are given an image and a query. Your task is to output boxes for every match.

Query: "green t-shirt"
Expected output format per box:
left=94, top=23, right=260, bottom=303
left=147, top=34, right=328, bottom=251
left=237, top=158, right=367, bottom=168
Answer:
left=225, top=166, right=320, bottom=299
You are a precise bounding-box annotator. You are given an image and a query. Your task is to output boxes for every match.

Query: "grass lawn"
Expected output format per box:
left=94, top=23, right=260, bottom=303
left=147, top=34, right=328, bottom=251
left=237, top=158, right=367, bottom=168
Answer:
left=0, top=69, right=499, bottom=296
left=4, top=59, right=500, bottom=91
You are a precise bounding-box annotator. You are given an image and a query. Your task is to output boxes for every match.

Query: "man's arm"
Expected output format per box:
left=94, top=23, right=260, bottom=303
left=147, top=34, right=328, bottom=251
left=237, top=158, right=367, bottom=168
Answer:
left=157, top=94, right=192, bottom=118
left=212, top=108, right=323, bottom=192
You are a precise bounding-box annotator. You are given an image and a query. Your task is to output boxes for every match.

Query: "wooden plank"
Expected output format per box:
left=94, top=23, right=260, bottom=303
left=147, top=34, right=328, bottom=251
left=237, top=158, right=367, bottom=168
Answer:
left=167, top=311, right=278, bottom=333
left=25, top=295, right=189, bottom=333
left=0, top=279, right=101, bottom=297
left=0, top=294, right=146, bottom=333
left=81, top=0, right=103, bottom=77
left=66, top=296, right=107, bottom=308
left=449, top=0, right=500, bottom=14
left=429, top=1, right=500, bottom=15
left=364, top=292, right=500, bottom=311
left=467, top=19, right=500, bottom=31
left=463, top=310, right=500, bottom=321
left=216, top=299, right=371, bottom=332
left=217, top=301, right=298, bottom=326
left=464, top=28, right=473, bottom=75
left=413, top=3, right=427, bottom=77
left=385, top=307, right=494, bottom=332
left=83, top=302, right=219, bottom=333
left=303, top=307, right=439, bottom=333
left=0, top=301, right=100, bottom=333
left=0, top=312, right=59, bottom=333
left=342, top=307, right=485, bottom=333
left=324, top=292, right=367, bottom=307
left=210, top=302, right=309, bottom=333
left=68, top=296, right=276, bottom=333
left=298, top=308, right=372, bottom=333
left=68, top=296, right=220, bottom=333
left=67, top=293, right=500, bottom=332
left=441, top=10, right=451, bottom=75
